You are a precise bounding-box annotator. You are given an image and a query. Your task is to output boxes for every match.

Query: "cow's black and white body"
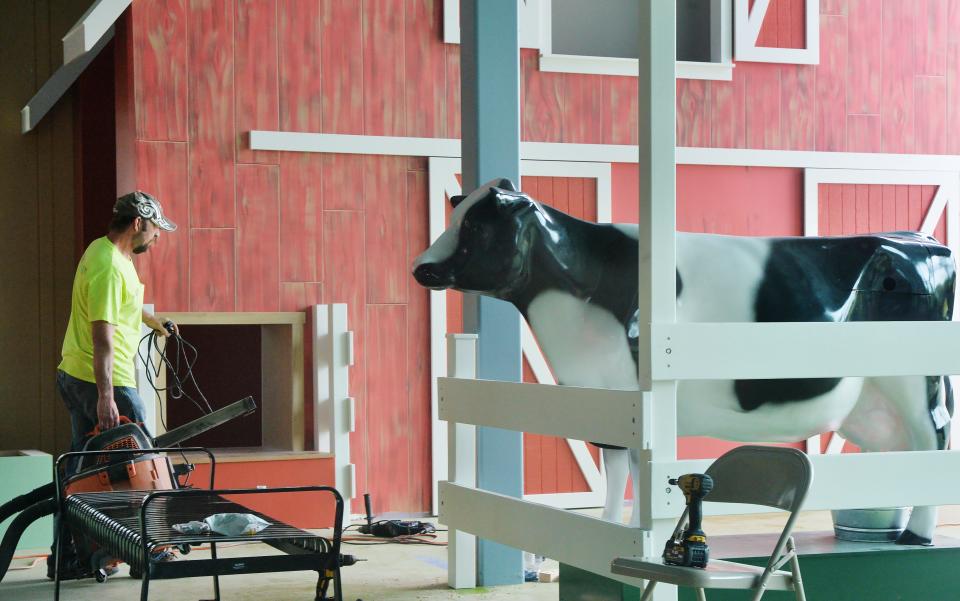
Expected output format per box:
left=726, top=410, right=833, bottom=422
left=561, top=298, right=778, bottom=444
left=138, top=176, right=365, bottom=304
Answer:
left=412, top=179, right=956, bottom=545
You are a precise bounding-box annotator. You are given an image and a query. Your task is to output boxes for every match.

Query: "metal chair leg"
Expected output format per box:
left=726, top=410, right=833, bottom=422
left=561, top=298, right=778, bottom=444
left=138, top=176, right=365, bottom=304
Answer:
left=639, top=580, right=658, bottom=601
left=788, top=537, right=806, bottom=601
left=140, top=571, right=150, bottom=601
left=211, top=541, right=221, bottom=601
left=696, top=588, right=707, bottom=601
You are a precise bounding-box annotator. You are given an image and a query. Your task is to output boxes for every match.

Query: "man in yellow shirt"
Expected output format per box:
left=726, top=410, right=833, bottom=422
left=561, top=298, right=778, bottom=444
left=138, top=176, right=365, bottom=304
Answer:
left=51, top=191, right=179, bottom=580
left=58, top=191, right=178, bottom=467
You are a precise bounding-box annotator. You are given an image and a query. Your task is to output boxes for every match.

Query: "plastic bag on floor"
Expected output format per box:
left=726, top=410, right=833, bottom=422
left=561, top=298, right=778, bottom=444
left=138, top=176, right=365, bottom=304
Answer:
left=204, top=513, right=271, bottom=536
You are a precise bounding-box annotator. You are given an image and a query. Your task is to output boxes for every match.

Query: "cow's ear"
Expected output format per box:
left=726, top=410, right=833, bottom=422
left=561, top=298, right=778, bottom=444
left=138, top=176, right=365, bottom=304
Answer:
left=495, top=191, right=532, bottom=215
left=496, top=178, right=518, bottom=192
left=449, top=194, right=466, bottom=208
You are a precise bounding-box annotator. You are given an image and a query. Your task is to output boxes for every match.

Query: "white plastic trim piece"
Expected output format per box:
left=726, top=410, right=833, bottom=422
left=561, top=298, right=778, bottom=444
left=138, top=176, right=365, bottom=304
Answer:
left=524, top=490, right=604, bottom=509
left=252, top=131, right=960, bottom=172
left=346, top=396, right=356, bottom=433
left=651, top=321, right=960, bottom=380
left=538, top=54, right=734, bottom=81
left=62, top=0, right=131, bottom=64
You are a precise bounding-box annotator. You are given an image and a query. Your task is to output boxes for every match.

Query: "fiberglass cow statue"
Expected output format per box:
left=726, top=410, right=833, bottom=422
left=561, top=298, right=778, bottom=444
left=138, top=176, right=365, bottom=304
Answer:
left=412, top=179, right=956, bottom=545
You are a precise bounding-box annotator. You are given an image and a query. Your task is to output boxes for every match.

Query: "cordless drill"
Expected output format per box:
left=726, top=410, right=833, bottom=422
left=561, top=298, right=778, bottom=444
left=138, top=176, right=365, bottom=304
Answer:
left=662, top=473, right=714, bottom=568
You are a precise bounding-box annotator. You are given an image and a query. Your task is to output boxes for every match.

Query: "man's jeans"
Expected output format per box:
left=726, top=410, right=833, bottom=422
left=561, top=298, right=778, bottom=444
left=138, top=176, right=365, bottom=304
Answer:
left=56, top=369, right=147, bottom=475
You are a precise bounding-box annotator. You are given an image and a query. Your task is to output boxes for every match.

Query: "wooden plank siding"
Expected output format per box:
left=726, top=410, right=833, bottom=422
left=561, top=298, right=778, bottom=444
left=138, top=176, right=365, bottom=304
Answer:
left=123, top=0, right=960, bottom=514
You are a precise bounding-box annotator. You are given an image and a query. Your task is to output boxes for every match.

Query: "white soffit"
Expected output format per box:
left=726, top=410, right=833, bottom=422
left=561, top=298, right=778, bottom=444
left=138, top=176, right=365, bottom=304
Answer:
left=63, top=0, right=132, bottom=64
left=21, top=0, right=129, bottom=134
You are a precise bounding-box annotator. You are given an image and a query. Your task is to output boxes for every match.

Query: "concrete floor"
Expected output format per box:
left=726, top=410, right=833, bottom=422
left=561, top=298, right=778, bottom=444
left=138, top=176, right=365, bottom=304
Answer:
left=4, top=507, right=959, bottom=601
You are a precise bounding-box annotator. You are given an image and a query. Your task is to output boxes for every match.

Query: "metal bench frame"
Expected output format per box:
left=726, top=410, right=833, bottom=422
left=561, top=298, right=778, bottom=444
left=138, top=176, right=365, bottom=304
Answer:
left=53, top=447, right=344, bottom=601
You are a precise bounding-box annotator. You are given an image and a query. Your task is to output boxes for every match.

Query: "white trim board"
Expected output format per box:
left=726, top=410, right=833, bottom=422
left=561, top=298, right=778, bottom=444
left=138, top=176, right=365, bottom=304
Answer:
left=734, top=0, right=819, bottom=65
left=538, top=54, right=734, bottom=82
left=427, top=157, right=613, bottom=514
left=250, top=131, right=960, bottom=172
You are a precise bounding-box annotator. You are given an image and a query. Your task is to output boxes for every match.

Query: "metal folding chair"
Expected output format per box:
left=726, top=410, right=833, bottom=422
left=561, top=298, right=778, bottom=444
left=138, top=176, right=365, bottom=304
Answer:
left=611, top=445, right=812, bottom=601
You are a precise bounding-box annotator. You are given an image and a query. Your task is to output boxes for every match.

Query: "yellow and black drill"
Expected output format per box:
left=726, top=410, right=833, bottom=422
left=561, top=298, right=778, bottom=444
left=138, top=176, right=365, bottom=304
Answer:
left=662, top=473, right=714, bottom=568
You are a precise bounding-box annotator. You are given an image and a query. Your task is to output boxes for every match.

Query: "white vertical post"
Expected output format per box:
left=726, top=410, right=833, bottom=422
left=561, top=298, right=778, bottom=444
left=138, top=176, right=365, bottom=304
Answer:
left=314, top=304, right=355, bottom=503
left=638, top=3, right=678, bottom=600
left=447, top=333, right=478, bottom=589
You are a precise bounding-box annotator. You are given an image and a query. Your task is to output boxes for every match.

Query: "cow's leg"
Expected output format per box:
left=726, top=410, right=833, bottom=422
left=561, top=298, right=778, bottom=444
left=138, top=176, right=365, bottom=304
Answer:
left=839, top=375, right=949, bottom=545
left=601, top=448, right=629, bottom=523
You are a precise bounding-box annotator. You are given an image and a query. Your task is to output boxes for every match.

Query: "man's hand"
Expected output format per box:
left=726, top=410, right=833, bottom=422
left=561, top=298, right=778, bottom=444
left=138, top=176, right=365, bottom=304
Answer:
left=143, top=310, right=178, bottom=337
left=97, top=394, right=120, bottom=430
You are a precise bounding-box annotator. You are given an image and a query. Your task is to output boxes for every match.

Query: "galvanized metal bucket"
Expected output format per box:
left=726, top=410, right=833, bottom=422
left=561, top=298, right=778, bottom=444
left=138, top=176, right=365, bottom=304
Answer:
left=831, top=507, right=911, bottom=542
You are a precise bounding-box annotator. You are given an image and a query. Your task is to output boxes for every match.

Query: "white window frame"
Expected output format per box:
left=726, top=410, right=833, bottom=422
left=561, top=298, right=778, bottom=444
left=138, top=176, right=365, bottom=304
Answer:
left=734, top=0, right=819, bottom=64
left=442, top=0, right=734, bottom=81
left=427, top=156, right=613, bottom=515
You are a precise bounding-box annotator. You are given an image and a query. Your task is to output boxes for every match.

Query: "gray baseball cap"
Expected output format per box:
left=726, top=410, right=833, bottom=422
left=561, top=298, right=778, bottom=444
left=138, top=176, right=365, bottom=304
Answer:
left=114, top=191, right=177, bottom=231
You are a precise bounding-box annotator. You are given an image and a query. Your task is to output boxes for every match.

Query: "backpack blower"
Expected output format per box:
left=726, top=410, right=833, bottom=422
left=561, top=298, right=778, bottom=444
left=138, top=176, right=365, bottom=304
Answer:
left=0, top=396, right=256, bottom=582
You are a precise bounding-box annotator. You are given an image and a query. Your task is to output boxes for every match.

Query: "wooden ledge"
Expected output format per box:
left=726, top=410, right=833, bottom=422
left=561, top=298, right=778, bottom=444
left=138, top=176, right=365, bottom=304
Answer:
left=173, top=448, right=332, bottom=464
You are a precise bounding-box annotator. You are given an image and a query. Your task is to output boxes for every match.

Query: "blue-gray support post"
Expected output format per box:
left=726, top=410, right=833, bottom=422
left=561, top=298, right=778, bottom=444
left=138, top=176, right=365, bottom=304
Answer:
left=459, top=0, right=524, bottom=587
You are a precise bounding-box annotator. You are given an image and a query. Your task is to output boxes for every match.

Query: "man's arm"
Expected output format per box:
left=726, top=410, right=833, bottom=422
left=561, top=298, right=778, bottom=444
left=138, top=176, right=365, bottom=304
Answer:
left=92, top=320, right=119, bottom=430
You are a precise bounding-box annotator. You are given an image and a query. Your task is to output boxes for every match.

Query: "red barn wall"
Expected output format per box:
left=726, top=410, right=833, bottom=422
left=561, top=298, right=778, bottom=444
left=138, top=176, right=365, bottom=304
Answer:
left=119, top=0, right=960, bottom=513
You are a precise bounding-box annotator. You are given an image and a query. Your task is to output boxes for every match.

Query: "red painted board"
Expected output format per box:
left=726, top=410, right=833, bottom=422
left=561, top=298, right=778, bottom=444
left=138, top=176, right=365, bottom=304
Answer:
left=237, top=164, right=280, bottom=311
left=188, top=0, right=236, bottom=228
left=846, top=114, right=881, bottom=153
left=406, top=169, right=433, bottom=510
left=322, top=210, right=367, bottom=512
left=676, top=165, right=804, bottom=236
left=563, top=73, right=604, bottom=144
left=522, top=50, right=563, bottom=142
left=916, top=0, right=947, bottom=76
left=280, top=153, right=323, bottom=282
left=191, top=458, right=335, bottom=528
left=322, top=154, right=366, bottom=211
left=134, top=141, right=190, bottom=312
left=365, top=305, right=412, bottom=510
left=815, top=15, right=847, bottom=151
left=279, top=0, right=322, bottom=133
left=320, top=0, right=363, bottom=134
left=881, top=0, right=916, bottom=153
left=743, top=64, right=782, bottom=149
left=847, top=0, right=882, bottom=115
left=780, top=65, right=815, bottom=150
left=820, top=0, right=848, bottom=16
left=602, top=75, right=638, bottom=146
left=405, top=0, right=446, bottom=138
left=948, top=0, right=960, bottom=154
left=915, top=76, right=948, bottom=155
left=676, top=79, right=709, bottom=148
left=363, top=0, right=406, bottom=136
left=190, top=228, right=236, bottom=311
left=133, top=0, right=188, bottom=141
left=365, top=156, right=408, bottom=304
left=279, top=282, right=324, bottom=312
left=445, top=44, right=462, bottom=140
left=235, top=0, right=279, bottom=164
left=708, top=71, right=746, bottom=148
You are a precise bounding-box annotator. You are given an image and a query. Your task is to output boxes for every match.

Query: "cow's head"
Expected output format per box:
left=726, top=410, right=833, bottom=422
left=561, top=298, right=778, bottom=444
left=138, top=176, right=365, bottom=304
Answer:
left=412, top=178, right=537, bottom=297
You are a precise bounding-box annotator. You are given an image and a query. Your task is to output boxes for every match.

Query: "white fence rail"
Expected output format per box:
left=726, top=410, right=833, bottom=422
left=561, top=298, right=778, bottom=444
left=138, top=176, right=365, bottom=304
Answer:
left=438, top=378, right=646, bottom=448
left=652, top=321, right=960, bottom=380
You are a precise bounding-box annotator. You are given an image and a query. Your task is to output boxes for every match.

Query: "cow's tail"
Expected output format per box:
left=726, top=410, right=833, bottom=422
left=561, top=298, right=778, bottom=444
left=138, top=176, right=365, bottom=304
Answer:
left=930, top=375, right=954, bottom=450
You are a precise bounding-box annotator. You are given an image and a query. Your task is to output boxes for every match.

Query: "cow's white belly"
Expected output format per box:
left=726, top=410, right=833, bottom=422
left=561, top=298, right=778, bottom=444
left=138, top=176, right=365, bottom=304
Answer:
left=677, top=377, right=864, bottom=441
left=527, top=290, right=639, bottom=390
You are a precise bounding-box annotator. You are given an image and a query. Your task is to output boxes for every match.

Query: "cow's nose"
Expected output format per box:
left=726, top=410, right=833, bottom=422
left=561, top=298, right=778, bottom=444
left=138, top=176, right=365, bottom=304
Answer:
left=413, top=263, right=452, bottom=290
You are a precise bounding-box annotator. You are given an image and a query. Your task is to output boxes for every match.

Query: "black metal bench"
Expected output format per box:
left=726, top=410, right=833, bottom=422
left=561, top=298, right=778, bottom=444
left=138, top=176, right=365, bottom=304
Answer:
left=53, top=448, right=344, bottom=601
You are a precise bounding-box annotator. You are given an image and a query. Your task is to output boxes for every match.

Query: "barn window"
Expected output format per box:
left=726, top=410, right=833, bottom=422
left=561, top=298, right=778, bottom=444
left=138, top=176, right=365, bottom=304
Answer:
left=443, top=0, right=733, bottom=81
